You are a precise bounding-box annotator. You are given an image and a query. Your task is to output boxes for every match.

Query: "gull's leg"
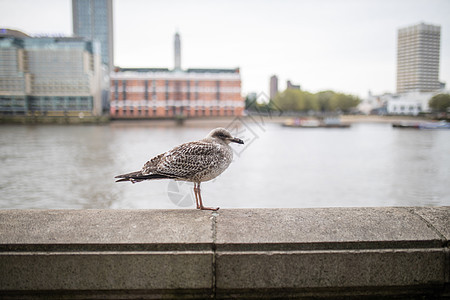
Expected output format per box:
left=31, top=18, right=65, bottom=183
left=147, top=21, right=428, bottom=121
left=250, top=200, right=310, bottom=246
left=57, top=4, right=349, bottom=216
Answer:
left=198, top=182, right=219, bottom=211
left=193, top=183, right=200, bottom=209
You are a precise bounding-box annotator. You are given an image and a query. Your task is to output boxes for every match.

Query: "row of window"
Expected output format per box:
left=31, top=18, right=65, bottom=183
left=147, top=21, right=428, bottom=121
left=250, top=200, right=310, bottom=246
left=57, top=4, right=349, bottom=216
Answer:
left=110, top=100, right=243, bottom=107
left=112, top=107, right=238, bottom=117
left=0, top=96, right=93, bottom=113
left=398, top=40, right=440, bottom=45
left=110, top=86, right=241, bottom=93
left=404, top=76, right=439, bottom=79
left=112, top=81, right=239, bottom=101
left=390, top=105, right=422, bottom=111
left=399, top=77, right=439, bottom=81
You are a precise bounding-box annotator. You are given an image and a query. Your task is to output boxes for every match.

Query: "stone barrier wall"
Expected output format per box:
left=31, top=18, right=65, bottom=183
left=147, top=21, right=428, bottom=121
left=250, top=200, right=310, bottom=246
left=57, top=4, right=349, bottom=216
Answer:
left=0, top=207, right=449, bottom=299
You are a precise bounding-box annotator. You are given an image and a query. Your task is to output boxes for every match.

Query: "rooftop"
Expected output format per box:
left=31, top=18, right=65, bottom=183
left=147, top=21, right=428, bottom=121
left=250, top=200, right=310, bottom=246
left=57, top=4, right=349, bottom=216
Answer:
left=114, top=67, right=240, bottom=74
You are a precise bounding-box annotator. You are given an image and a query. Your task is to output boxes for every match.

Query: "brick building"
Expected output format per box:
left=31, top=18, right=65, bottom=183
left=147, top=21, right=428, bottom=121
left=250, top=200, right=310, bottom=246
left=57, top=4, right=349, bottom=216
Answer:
left=110, top=33, right=243, bottom=118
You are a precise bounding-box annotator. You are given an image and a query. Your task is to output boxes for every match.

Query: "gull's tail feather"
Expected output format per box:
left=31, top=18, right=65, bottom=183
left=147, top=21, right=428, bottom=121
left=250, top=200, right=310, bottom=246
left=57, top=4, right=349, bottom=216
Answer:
left=115, top=171, right=174, bottom=183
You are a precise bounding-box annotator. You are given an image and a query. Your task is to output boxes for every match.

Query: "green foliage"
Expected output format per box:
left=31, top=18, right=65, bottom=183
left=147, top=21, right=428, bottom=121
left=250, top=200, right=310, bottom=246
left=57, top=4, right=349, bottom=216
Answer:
left=272, top=89, right=360, bottom=113
left=429, top=94, right=450, bottom=112
left=272, top=89, right=304, bottom=111
left=316, top=91, right=334, bottom=112
left=330, top=92, right=360, bottom=112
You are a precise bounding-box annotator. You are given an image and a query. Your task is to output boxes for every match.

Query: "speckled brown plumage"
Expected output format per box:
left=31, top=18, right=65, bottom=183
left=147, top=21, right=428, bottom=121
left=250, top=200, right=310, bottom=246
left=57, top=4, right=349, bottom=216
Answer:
left=115, top=128, right=244, bottom=210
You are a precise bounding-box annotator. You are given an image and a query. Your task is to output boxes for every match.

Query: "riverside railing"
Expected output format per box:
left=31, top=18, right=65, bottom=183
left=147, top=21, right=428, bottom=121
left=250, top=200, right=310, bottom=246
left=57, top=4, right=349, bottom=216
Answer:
left=0, top=207, right=449, bottom=299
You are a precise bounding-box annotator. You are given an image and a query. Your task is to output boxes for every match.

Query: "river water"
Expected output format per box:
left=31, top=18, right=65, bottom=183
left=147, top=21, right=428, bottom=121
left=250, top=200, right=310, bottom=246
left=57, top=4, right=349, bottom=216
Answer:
left=1, top=119, right=449, bottom=209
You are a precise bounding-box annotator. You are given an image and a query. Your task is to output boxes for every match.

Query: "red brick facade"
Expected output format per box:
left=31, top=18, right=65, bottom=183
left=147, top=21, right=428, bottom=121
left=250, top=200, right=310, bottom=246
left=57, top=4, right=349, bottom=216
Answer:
left=110, top=69, right=243, bottom=118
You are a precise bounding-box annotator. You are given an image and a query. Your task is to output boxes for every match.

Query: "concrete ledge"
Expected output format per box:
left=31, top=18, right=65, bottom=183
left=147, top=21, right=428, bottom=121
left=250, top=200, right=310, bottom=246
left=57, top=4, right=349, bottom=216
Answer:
left=0, top=207, right=449, bottom=299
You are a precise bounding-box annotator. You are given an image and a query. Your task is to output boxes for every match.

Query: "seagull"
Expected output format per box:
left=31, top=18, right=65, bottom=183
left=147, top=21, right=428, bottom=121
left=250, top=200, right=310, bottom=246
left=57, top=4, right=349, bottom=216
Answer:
left=115, top=128, right=244, bottom=211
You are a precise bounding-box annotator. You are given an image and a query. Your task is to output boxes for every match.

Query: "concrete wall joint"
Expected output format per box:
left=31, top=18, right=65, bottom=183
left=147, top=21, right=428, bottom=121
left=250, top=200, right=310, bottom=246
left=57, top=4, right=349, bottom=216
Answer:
left=407, top=207, right=447, bottom=243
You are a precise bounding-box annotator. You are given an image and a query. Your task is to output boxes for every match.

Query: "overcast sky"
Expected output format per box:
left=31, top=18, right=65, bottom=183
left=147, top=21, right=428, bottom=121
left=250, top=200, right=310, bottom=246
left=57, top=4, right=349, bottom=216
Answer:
left=1, top=0, right=449, bottom=98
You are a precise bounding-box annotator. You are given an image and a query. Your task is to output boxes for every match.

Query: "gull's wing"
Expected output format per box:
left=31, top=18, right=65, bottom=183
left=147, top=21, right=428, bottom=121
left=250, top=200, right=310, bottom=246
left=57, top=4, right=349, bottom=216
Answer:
left=141, top=141, right=226, bottom=179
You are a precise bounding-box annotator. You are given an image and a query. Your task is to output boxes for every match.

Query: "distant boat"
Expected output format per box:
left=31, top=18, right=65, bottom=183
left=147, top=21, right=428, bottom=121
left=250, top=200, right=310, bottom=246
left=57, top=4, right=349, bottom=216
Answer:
left=392, top=121, right=450, bottom=129
left=392, top=122, right=420, bottom=129
left=283, top=117, right=350, bottom=128
left=419, top=121, right=450, bottom=129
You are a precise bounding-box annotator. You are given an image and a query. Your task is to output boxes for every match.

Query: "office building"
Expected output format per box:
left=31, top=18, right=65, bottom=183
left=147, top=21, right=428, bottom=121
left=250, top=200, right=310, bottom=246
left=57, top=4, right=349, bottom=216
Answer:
left=72, top=0, right=114, bottom=71
left=0, top=29, right=103, bottom=116
left=110, top=32, right=243, bottom=118
left=396, top=23, right=441, bottom=93
left=269, top=75, right=278, bottom=100
left=0, top=31, right=28, bottom=115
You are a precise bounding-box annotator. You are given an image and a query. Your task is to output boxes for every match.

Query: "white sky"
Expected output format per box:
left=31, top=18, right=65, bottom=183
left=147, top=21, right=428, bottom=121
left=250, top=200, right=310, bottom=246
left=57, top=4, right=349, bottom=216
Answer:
left=1, top=0, right=449, bottom=98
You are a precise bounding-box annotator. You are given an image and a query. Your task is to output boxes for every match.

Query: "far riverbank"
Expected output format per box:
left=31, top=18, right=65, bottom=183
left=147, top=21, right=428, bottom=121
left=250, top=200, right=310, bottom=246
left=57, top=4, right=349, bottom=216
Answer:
left=0, top=114, right=429, bottom=126
left=110, top=115, right=429, bottom=128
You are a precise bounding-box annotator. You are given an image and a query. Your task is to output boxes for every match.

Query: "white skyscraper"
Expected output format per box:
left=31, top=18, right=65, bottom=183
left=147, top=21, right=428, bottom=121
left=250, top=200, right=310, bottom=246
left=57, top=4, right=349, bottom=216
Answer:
left=396, top=23, right=441, bottom=94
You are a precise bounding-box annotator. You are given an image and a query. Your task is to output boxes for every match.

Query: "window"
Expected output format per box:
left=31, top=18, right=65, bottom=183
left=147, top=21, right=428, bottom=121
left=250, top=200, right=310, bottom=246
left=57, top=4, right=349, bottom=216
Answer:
left=114, top=80, right=118, bottom=100
left=122, top=80, right=126, bottom=100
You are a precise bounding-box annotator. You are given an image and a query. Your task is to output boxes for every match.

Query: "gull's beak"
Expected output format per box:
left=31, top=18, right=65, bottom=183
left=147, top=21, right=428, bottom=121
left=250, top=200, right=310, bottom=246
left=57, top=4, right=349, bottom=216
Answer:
left=229, top=137, right=244, bottom=144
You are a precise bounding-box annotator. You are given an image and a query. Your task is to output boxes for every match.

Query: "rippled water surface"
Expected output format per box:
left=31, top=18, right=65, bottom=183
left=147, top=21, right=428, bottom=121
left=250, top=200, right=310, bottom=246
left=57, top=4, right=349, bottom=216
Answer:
left=1, top=121, right=449, bottom=209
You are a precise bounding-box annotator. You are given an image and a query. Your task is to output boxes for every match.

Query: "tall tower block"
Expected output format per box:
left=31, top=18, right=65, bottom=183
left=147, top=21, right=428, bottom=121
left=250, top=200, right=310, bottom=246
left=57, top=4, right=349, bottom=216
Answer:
left=174, top=32, right=181, bottom=70
left=72, top=0, right=114, bottom=71
left=396, top=23, right=441, bottom=93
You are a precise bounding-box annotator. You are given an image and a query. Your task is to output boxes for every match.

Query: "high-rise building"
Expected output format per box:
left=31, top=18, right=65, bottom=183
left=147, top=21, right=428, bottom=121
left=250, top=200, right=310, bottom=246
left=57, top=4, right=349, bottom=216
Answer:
left=72, top=0, right=114, bottom=71
left=0, top=29, right=104, bottom=116
left=174, top=32, right=181, bottom=70
left=269, top=75, right=278, bottom=100
left=396, top=23, right=441, bottom=94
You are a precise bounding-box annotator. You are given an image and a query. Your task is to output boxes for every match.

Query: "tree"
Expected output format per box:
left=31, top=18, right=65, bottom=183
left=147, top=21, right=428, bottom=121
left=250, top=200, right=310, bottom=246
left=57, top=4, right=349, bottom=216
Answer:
left=331, top=92, right=360, bottom=112
left=316, top=91, right=360, bottom=112
left=270, top=89, right=360, bottom=113
left=304, top=92, right=319, bottom=111
left=316, top=91, right=334, bottom=112
left=272, top=89, right=304, bottom=111
left=429, top=94, right=450, bottom=112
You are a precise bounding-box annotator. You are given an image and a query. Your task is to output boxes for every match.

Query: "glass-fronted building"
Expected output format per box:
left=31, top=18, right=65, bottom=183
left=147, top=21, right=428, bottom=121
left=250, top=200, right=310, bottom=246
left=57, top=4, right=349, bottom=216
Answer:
left=0, top=35, right=28, bottom=114
left=72, top=0, right=114, bottom=71
left=0, top=30, right=104, bottom=116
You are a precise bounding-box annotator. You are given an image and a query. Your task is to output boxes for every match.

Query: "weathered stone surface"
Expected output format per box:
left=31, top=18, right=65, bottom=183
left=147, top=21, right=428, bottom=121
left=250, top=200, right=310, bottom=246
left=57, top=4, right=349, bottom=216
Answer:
left=215, top=249, right=445, bottom=290
left=0, top=209, right=213, bottom=249
left=0, top=207, right=448, bottom=299
left=0, top=210, right=216, bottom=297
left=215, top=208, right=443, bottom=250
left=411, top=206, right=450, bottom=240
left=214, top=208, right=449, bottom=297
left=0, top=251, right=213, bottom=291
